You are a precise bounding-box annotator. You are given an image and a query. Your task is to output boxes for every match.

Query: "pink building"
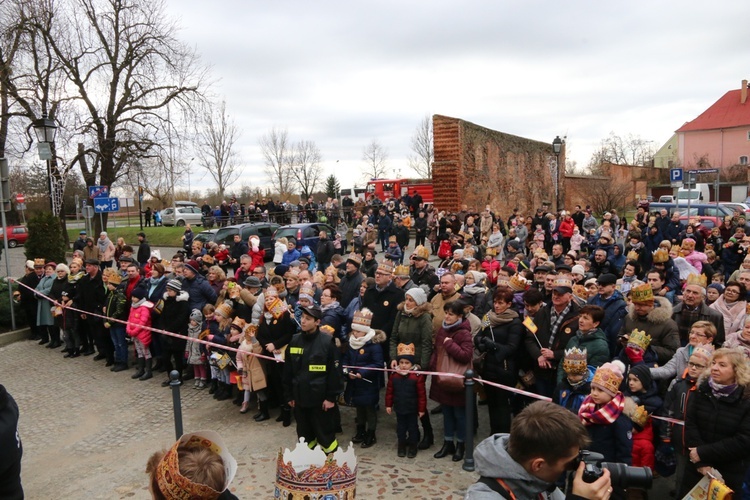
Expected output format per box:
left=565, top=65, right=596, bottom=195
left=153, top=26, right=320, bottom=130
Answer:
left=676, top=80, right=750, bottom=168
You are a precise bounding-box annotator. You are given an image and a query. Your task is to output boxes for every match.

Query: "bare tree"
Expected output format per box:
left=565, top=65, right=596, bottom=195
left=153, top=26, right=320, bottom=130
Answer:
left=290, top=140, right=322, bottom=200
left=361, top=138, right=388, bottom=181
left=407, top=115, right=433, bottom=178
left=260, top=126, right=295, bottom=198
left=195, top=100, right=241, bottom=200
left=589, top=132, right=657, bottom=169
left=586, top=165, right=633, bottom=214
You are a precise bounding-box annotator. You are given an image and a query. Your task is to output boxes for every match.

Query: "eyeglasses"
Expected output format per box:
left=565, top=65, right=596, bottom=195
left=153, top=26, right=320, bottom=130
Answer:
left=375, top=271, right=391, bottom=277
left=725, top=288, right=740, bottom=294
left=689, top=331, right=708, bottom=338
left=688, top=362, right=706, bottom=369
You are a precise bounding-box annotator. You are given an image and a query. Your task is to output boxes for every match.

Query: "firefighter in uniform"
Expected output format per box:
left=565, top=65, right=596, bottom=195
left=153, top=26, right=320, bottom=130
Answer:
left=283, top=304, right=345, bottom=453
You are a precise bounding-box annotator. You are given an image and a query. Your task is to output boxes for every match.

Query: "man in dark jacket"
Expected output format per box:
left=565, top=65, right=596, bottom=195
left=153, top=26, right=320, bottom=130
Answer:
left=620, top=283, right=680, bottom=366
left=339, top=253, right=364, bottom=309
left=362, top=259, right=405, bottom=366
left=672, top=278, right=726, bottom=346
left=590, top=248, right=614, bottom=277
left=19, top=260, right=42, bottom=340
left=316, top=230, right=335, bottom=272
left=72, top=230, right=88, bottom=252
left=587, top=273, right=628, bottom=356
left=229, top=234, right=249, bottom=273
left=75, top=259, right=110, bottom=361
left=182, top=260, right=218, bottom=312
left=377, top=208, right=392, bottom=252
left=663, top=212, right=684, bottom=245
left=136, top=232, right=151, bottom=266
left=283, top=305, right=344, bottom=454
left=409, top=245, right=439, bottom=298
left=0, top=385, right=23, bottom=500
left=393, top=218, right=410, bottom=263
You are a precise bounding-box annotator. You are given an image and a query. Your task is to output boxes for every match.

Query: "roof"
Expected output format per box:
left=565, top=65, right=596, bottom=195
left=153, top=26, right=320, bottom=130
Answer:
left=676, top=89, right=750, bottom=132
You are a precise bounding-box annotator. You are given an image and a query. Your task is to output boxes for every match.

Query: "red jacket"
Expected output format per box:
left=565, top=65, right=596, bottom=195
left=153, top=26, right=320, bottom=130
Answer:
left=248, top=248, right=265, bottom=269
left=126, top=301, right=153, bottom=345
left=559, top=218, right=576, bottom=239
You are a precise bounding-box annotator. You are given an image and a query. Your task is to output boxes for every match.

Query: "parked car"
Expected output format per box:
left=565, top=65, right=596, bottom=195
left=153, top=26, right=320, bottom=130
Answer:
left=161, top=206, right=204, bottom=227
left=658, top=195, right=675, bottom=203
left=649, top=202, right=733, bottom=218
left=720, top=202, right=750, bottom=215
left=194, top=229, right=218, bottom=245
left=213, top=222, right=280, bottom=261
left=0, top=225, right=28, bottom=248
left=272, top=223, right=336, bottom=254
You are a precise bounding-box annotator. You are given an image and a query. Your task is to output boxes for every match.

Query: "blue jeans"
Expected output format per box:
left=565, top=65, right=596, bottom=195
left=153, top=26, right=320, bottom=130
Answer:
left=109, top=324, right=128, bottom=363
left=442, top=404, right=466, bottom=443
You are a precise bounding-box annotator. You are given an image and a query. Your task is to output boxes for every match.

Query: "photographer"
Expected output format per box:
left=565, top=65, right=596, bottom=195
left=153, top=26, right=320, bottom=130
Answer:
left=466, top=401, right=612, bottom=500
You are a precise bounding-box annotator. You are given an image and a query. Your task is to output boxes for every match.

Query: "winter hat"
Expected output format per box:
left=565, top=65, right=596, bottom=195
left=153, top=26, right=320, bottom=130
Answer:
left=351, top=308, right=374, bottom=333
left=591, top=362, right=624, bottom=397
left=273, top=264, right=289, bottom=277
left=55, top=263, right=70, bottom=275
left=405, top=287, right=427, bottom=306
left=707, top=283, right=725, bottom=294
left=150, top=249, right=162, bottom=261
left=466, top=270, right=486, bottom=285
left=184, top=259, right=201, bottom=275
left=571, top=265, right=585, bottom=277
left=166, top=279, right=182, bottom=292
left=299, top=281, right=315, bottom=302
left=628, top=364, right=653, bottom=390
left=215, top=303, right=234, bottom=319
left=131, top=287, right=147, bottom=301
left=25, top=260, right=35, bottom=270
left=396, top=343, right=416, bottom=364
left=189, top=309, right=203, bottom=323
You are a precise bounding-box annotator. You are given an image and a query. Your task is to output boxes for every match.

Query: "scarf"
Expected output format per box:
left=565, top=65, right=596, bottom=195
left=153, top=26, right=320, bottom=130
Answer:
left=578, top=392, right=625, bottom=426
left=349, top=329, right=375, bottom=350
left=403, top=305, right=416, bottom=315
left=548, top=303, right=571, bottom=348
left=484, top=309, right=518, bottom=328
left=442, top=318, right=462, bottom=330
left=97, top=237, right=111, bottom=255
left=321, top=300, right=340, bottom=312
left=708, top=378, right=739, bottom=398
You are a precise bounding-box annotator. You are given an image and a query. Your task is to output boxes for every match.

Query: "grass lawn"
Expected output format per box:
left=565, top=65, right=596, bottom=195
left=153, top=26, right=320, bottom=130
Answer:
left=67, top=226, right=186, bottom=247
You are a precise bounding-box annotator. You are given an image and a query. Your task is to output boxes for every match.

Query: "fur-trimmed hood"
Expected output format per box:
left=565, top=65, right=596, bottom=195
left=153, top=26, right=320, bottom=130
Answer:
left=628, top=296, right=673, bottom=324
left=397, top=300, right=432, bottom=318
left=369, top=329, right=387, bottom=344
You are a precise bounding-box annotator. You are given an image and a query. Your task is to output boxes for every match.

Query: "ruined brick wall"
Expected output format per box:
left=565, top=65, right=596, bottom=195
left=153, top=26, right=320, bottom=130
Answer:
left=432, top=114, right=564, bottom=214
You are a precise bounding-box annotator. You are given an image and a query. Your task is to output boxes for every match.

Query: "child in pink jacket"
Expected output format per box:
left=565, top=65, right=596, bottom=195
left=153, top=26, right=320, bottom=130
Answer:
left=126, top=287, right=154, bottom=381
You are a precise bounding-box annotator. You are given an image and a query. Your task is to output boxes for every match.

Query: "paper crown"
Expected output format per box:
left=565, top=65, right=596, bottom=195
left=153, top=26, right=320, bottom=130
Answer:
left=629, top=404, right=649, bottom=428
left=691, top=343, right=715, bottom=364
left=351, top=308, right=373, bottom=332
left=652, top=248, right=669, bottom=264
left=275, top=438, right=357, bottom=500
left=393, top=264, right=410, bottom=278
left=412, top=245, right=430, bottom=260
left=230, top=316, right=246, bottom=331
left=630, top=283, right=654, bottom=303
left=509, top=274, right=529, bottom=292
left=346, top=252, right=362, bottom=267
left=34, top=258, right=46, bottom=267
left=396, top=343, right=416, bottom=361
left=378, top=259, right=395, bottom=274
left=591, top=362, right=624, bottom=397
left=626, top=250, right=640, bottom=262
left=553, top=275, right=573, bottom=291
left=686, top=273, right=708, bottom=289
left=670, top=244, right=682, bottom=256
left=681, top=238, right=696, bottom=250
left=627, top=328, right=652, bottom=351
left=103, top=268, right=122, bottom=285
left=388, top=235, right=397, bottom=243
left=299, top=281, right=315, bottom=300
left=562, top=347, right=588, bottom=375
left=572, top=284, right=588, bottom=299
left=215, top=303, right=234, bottom=319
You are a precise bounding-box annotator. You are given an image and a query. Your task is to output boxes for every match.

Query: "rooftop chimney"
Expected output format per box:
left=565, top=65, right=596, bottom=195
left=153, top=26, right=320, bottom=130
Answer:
left=742, top=79, right=748, bottom=104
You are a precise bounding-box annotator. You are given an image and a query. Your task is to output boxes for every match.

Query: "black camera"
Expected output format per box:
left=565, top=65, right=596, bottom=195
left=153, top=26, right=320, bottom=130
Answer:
left=575, top=450, right=653, bottom=490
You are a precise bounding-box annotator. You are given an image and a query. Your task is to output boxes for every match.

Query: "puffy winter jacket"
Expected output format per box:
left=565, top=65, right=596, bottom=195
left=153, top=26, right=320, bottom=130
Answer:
left=126, top=300, right=154, bottom=345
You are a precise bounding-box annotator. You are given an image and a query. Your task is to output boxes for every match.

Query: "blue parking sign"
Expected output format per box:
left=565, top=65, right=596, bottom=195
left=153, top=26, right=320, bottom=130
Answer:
left=670, top=168, right=683, bottom=183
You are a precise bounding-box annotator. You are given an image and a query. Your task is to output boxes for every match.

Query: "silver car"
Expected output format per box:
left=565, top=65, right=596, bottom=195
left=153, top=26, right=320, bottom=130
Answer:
left=161, top=206, right=204, bottom=227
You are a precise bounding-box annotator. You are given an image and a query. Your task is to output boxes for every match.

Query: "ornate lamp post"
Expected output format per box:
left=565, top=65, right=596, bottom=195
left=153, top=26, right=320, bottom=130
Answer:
left=32, top=113, right=59, bottom=215
left=552, top=135, right=563, bottom=211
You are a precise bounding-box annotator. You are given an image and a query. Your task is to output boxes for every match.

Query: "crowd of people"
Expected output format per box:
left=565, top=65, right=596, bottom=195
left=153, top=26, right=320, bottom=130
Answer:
left=14, top=197, right=750, bottom=498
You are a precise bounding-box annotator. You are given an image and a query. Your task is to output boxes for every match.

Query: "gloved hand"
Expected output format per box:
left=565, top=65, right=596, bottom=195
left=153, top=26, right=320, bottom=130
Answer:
left=482, top=337, right=497, bottom=352
left=625, top=346, right=644, bottom=364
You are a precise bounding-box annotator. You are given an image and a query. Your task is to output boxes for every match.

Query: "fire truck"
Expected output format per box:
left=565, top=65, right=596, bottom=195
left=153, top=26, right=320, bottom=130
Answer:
left=365, top=178, right=434, bottom=204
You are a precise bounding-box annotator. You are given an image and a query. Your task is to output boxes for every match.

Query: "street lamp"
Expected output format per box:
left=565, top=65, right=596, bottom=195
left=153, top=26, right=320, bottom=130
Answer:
left=32, top=113, right=59, bottom=215
left=551, top=136, right=563, bottom=211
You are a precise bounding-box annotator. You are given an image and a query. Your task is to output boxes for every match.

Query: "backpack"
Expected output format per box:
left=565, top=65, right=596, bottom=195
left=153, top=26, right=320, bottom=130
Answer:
left=438, top=239, right=452, bottom=260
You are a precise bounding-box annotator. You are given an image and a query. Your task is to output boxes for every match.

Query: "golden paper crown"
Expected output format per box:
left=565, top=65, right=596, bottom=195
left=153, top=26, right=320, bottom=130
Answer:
left=562, top=347, right=588, bottom=375
left=215, top=303, right=234, bottom=319
left=553, top=275, right=573, bottom=291
left=626, top=250, right=639, bottom=262
left=231, top=316, right=246, bottom=331
left=630, top=283, right=654, bottom=303
left=670, top=244, right=683, bottom=257
left=652, top=248, right=669, bottom=264
left=630, top=404, right=649, bottom=428
left=393, top=264, right=410, bottom=278
left=509, top=274, right=529, bottom=292
left=412, top=245, right=430, bottom=260
left=591, top=362, right=623, bottom=396
left=686, top=273, right=707, bottom=289
left=572, top=284, right=588, bottom=299
left=397, top=343, right=416, bottom=358
left=319, top=324, right=335, bottom=336
left=627, top=328, right=652, bottom=351
left=388, top=235, right=397, bottom=243
left=681, top=238, right=696, bottom=250
left=33, top=258, right=46, bottom=267
left=346, top=252, right=362, bottom=266
left=103, top=268, right=122, bottom=285
left=378, top=259, right=395, bottom=274
left=352, top=308, right=373, bottom=332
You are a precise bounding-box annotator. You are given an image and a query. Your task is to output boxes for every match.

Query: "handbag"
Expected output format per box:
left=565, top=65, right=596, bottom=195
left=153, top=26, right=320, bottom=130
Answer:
left=473, top=326, right=494, bottom=373
left=436, top=342, right=471, bottom=393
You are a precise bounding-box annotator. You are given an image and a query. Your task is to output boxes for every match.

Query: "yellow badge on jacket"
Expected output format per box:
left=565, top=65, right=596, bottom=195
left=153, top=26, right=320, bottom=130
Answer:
left=309, top=365, right=326, bottom=372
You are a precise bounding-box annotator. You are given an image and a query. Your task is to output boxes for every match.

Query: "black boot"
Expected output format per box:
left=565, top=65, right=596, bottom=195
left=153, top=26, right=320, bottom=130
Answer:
left=352, top=425, right=366, bottom=444
left=397, top=442, right=407, bottom=457
left=361, top=430, right=377, bottom=448
left=452, top=442, right=465, bottom=462
left=232, top=386, right=243, bottom=406
left=254, top=400, right=270, bottom=421
left=216, top=383, right=231, bottom=401
left=139, top=358, right=153, bottom=381
left=208, top=379, right=218, bottom=395
left=281, top=406, right=292, bottom=427
left=64, top=348, right=80, bottom=359
left=131, top=358, right=145, bottom=379
left=407, top=443, right=418, bottom=458
left=418, top=414, right=434, bottom=450
left=433, top=441, right=455, bottom=459
left=112, top=362, right=128, bottom=372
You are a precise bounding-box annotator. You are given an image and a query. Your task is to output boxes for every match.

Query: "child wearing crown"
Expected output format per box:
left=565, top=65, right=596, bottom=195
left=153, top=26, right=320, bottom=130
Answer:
left=385, top=343, right=427, bottom=458
left=553, top=347, right=593, bottom=415
left=618, top=328, right=658, bottom=371
left=236, top=323, right=269, bottom=419
left=577, top=362, right=632, bottom=469
left=623, top=364, right=662, bottom=473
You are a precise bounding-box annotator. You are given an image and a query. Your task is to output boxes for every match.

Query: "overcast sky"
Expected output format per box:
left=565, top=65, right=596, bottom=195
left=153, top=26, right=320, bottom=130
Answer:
left=164, top=0, right=750, bottom=196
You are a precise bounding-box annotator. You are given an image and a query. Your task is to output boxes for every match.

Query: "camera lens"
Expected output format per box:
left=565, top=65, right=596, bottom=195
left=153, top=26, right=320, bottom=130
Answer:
left=601, top=462, right=653, bottom=490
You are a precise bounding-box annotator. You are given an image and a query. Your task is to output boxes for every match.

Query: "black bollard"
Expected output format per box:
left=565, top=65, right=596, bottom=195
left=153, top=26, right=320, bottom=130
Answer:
left=463, top=369, right=475, bottom=472
left=169, top=369, right=184, bottom=440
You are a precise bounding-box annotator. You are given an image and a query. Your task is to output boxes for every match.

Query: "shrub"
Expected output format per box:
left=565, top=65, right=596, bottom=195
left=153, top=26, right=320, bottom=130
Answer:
left=25, top=211, right=67, bottom=264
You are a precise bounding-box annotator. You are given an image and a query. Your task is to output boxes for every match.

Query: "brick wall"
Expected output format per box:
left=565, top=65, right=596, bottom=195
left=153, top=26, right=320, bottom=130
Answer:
left=431, top=114, right=564, bottom=214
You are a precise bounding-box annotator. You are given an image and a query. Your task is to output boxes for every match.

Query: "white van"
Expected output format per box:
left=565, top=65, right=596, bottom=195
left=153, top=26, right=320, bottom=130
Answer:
left=677, top=183, right=710, bottom=203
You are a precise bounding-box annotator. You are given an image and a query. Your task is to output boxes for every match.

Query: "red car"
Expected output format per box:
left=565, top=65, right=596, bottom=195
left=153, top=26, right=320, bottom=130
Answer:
left=0, top=225, right=29, bottom=247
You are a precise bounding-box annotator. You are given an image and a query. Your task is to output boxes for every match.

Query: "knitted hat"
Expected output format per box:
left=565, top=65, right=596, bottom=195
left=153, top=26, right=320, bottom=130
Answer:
left=55, top=263, right=70, bottom=274
left=243, top=276, right=262, bottom=288
left=346, top=252, right=362, bottom=267
left=131, top=287, right=147, bottom=301
left=45, top=261, right=57, bottom=270
left=412, top=245, right=430, bottom=260
left=394, top=264, right=410, bottom=278
left=273, top=264, right=289, bottom=277
left=184, top=259, right=201, bottom=274
left=378, top=259, right=395, bottom=275
left=591, top=362, right=624, bottom=397
left=627, top=328, right=652, bottom=352
left=396, top=343, right=416, bottom=364
left=299, top=281, right=315, bottom=302
left=562, top=347, right=588, bottom=376
left=691, top=344, right=715, bottom=366
left=630, top=283, right=654, bottom=303
left=628, top=363, right=653, bottom=390
left=189, top=309, right=203, bottom=323
left=215, top=303, right=234, bottom=319
left=351, top=308, right=374, bottom=333
left=150, top=249, right=162, bottom=261
left=707, top=283, right=725, bottom=294
left=405, top=287, right=427, bottom=306
left=509, top=274, right=529, bottom=292
left=571, top=265, right=585, bottom=276
left=166, top=279, right=182, bottom=292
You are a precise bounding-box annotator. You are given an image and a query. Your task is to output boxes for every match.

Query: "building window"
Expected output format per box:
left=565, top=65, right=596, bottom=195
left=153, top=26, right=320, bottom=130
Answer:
left=747, top=130, right=750, bottom=141
left=741, top=156, right=749, bottom=166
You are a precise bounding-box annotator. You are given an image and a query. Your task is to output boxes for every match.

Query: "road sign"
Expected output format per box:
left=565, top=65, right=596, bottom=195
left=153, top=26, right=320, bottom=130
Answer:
left=37, top=143, right=52, bottom=160
left=82, top=205, right=94, bottom=219
left=15, top=193, right=24, bottom=204
left=687, top=169, right=719, bottom=174
left=16, top=203, right=25, bottom=211
left=88, top=185, right=109, bottom=199
left=94, top=197, right=120, bottom=213
left=670, top=168, right=683, bottom=182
